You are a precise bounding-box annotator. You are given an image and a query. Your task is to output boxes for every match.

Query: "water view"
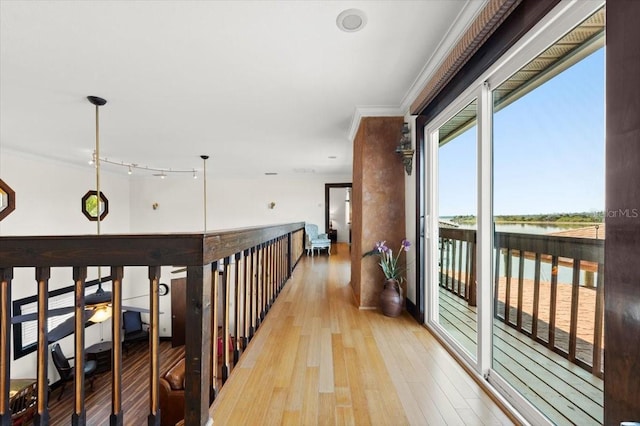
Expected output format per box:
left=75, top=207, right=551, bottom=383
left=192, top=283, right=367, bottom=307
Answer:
left=438, top=219, right=604, bottom=287
left=440, top=219, right=602, bottom=236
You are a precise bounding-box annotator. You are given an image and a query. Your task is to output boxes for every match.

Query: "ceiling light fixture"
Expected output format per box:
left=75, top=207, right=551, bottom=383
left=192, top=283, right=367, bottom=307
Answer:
left=91, top=151, right=197, bottom=177
left=336, top=9, right=367, bottom=33
left=89, top=305, right=112, bottom=323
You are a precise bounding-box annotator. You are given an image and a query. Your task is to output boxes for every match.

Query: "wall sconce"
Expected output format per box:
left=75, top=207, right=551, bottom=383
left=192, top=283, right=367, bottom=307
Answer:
left=395, top=122, right=414, bottom=175
left=268, top=202, right=276, bottom=209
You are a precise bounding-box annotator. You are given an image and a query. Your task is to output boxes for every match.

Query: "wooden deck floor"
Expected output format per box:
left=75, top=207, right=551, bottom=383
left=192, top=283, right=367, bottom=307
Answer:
left=438, top=289, right=603, bottom=425
left=211, top=243, right=514, bottom=425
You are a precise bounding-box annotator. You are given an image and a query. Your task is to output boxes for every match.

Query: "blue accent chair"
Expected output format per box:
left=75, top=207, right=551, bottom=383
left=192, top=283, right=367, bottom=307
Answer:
left=304, top=223, right=331, bottom=256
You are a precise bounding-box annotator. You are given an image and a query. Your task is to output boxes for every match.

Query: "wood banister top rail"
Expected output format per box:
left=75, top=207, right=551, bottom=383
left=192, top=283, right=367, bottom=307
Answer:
left=439, top=227, right=604, bottom=264
left=0, top=222, right=305, bottom=268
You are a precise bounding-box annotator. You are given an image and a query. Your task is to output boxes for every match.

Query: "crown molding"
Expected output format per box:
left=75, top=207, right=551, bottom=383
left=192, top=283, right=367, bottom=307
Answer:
left=347, top=106, right=404, bottom=142
left=399, top=0, right=488, bottom=113
left=347, top=1, right=488, bottom=142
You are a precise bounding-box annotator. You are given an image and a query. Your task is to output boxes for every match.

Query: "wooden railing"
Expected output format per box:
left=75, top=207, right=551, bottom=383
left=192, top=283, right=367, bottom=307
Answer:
left=439, top=228, right=604, bottom=377
left=439, top=228, right=477, bottom=307
left=0, top=222, right=305, bottom=425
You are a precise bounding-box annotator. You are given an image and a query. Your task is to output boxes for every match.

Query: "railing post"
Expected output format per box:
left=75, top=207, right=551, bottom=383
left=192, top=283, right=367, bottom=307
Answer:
left=258, top=244, right=265, bottom=323
left=516, top=250, right=525, bottom=330
left=592, top=263, right=604, bottom=378
left=35, top=267, right=50, bottom=425
left=264, top=243, right=270, bottom=310
left=110, top=266, right=124, bottom=426
left=210, top=261, right=219, bottom=401
left=234, top=252, right=242, bottom=364
left=452, top=240, right=459, bottom=295
left=268, top=241, right=274, bottom=306
left=184, top=265, right=213, bottom=426
left=72, top=267, right=87, bottom=426
left=548, top=256, right=559, bottom=349
left=221, top=257, right=231, bottom=383
left=532, top=253, right=542, bottom=338
left=568, top=259, right=581, bottom=362
left=504, top=249, right=512, bottom=324
left=244, top=249, right=252, bottom=345
left=147, top=266, right=161, bottom=426
left=287, top=233, right=292, bottom=277
left=249, top=248, right=256, bottom=339
left=469, top=241, right=477, bottom=307
left=493, top=247, right=501, bottom=318
left=0, top=268, right=13, bottom=426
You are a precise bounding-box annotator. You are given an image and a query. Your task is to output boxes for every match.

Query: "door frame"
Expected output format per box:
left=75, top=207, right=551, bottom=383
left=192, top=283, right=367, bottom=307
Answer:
left=324, top=182, right=352, bottom=241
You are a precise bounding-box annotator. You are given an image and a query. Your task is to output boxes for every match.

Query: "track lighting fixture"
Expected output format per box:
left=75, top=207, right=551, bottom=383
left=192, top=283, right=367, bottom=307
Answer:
left=89, top=150, right=197, bottom=178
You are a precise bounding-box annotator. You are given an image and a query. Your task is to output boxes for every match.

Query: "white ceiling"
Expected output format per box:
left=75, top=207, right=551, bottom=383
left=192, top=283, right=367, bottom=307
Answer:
left=0, top=1, right=483, bottom=178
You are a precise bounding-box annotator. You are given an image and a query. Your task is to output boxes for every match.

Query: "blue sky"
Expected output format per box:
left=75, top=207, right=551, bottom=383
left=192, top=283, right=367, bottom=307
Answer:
left=439, top=48, right=605, bottom=217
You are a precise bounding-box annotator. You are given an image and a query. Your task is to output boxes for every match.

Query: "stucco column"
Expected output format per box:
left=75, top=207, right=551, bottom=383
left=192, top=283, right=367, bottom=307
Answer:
left=351, top=117, right=406, bottom=308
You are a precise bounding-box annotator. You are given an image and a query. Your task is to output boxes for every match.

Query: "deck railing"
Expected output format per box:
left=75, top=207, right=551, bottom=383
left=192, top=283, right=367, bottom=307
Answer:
left=439, top=227, right=604, bottom=377
left=0, top=222, right=305, bottom=425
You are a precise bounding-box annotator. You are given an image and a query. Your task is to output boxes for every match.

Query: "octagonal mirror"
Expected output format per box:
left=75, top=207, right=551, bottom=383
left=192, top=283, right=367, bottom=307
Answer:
left=0, top=179, right=16, bottom=221
left=81, top=190, right=109, bottom=221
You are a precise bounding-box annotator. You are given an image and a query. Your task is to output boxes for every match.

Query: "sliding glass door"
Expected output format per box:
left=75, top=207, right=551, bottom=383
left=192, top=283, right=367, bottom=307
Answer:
left=432, top=100, right=479, bottom=363
left=423, top=3, right=605, bottom=424
left=490, top=8, right=605, bottom=424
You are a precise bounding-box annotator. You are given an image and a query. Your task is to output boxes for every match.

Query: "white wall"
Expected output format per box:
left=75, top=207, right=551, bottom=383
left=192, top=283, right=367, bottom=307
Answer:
left=0, top=149, right=130, bottom=236
left=129, top=173, right=352, bottom=234
left=127, top=172, right=350, bottom=342
left=1, top=148, right=131, bottom=380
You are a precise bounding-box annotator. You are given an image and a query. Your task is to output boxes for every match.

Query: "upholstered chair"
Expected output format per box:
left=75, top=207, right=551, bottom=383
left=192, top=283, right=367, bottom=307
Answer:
left=304, top=223, right=331, bottom=256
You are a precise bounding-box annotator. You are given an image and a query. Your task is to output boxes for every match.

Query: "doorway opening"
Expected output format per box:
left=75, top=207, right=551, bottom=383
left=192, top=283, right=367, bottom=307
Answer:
left=325, top=183, right=352, bottom=247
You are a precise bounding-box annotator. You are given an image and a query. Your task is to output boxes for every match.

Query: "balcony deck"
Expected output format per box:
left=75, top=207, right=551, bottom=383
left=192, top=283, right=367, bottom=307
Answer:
left=210, top=243, right=514, bottom=425
left=439, top=288, right=603, bottom=425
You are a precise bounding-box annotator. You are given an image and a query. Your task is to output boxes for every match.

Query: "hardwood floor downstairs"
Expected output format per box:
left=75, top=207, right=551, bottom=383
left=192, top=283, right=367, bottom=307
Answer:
left=46, top=340, right=185, bottom=425
left=210, top=243, right=515, bottom=425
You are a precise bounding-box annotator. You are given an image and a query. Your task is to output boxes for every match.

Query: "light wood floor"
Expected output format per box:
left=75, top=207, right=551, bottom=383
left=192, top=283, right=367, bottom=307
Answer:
left=211, top=243, right=515, bottom=425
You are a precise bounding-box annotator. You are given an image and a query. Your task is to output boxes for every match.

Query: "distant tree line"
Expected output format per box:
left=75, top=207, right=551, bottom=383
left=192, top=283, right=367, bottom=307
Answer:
left=451, top=211, right=604, bottom=225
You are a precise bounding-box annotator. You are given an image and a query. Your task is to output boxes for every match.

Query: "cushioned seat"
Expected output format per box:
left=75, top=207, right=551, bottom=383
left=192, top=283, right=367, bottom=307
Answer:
left=159, top=358, right=186, bottom=426
left=304, top=223, right=331, bottom=256
left=123, top=311, right=149, bottom=354
left=51, top=343, right=97, bottom=401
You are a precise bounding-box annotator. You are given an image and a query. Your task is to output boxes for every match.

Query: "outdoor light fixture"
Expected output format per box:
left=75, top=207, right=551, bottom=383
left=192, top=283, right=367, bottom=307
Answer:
left=395, top=122, right=414, bottom=175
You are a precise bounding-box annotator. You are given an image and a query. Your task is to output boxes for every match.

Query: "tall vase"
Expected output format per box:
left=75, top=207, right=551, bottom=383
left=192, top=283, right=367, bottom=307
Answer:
left=380, top=279, right=403, bottom=317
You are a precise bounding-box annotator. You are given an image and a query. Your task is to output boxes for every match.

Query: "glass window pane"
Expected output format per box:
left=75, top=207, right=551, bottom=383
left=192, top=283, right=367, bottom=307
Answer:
left=491, top=7, right=604, bottom=424
left=438, top=99, right=478, bottom=361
